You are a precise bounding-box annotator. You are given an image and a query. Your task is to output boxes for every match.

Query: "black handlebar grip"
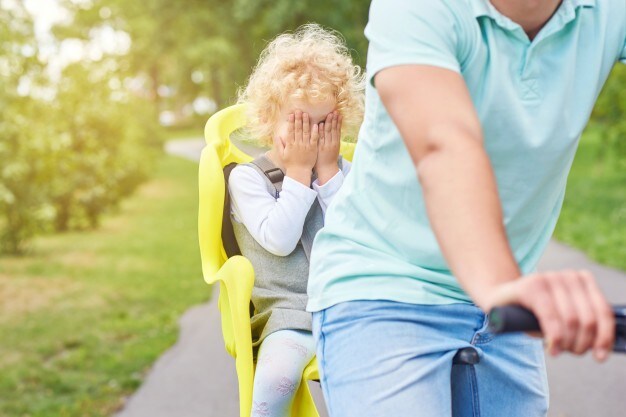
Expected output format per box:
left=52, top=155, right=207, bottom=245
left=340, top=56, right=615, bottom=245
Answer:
left=613, top=306, right=626, bottom=353
left=489, top=306, right=540, bottom=333
left=489, top=305, right=626, bottom=353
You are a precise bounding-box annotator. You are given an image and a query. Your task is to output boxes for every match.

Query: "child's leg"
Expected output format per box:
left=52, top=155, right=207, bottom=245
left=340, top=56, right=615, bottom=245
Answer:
left=252, top=329, right=316, bottom=417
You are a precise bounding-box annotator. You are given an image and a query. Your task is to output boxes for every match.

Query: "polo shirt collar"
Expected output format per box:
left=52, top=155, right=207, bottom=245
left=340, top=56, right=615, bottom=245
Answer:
left=471, top=0, right=596, bottom=18
left=470, top=0, right=596, bottom=41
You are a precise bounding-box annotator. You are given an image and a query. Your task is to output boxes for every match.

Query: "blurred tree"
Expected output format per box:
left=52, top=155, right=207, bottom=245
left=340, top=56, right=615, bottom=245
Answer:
left=232, top=0, right=369, bottom=67
left=54, top=0, right=240, bottom=112
left=0, top=2, right=159, bottom=254
left=54, top=0, right=370, bottom=117
left=49, top=60, right=157, bottom=231
left=0, top=2, right=49, bottom=253
left=0, top=99, right=59, bottom=254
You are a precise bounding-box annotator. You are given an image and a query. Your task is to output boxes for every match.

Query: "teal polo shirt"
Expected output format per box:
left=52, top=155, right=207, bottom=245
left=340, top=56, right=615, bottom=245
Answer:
left=307, top=0, right=626, bottom=311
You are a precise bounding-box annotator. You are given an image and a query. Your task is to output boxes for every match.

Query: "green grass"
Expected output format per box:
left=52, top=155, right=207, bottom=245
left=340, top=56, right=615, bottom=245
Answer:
left=554, top=124, right=626, bottom=270
left=0, top=154, right=209, bottom=417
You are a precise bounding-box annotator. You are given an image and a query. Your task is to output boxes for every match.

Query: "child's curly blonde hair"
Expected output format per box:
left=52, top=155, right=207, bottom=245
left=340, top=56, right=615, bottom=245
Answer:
left=238, top=23, right=365, bottom=146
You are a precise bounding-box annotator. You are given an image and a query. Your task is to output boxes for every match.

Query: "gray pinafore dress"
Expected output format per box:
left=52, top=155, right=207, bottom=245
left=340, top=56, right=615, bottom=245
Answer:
left=231, top=154, right=341, bottom=351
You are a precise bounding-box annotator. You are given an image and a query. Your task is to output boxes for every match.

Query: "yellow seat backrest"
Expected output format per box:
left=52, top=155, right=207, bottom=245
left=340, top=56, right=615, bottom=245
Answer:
left=198, top=104, right=355, bottom=417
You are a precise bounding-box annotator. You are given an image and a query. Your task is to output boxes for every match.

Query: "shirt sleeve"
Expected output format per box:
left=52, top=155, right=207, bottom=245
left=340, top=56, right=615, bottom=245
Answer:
left=365, top=0, right=468, bottom=87
left=228, top=165, right=317, bottom=256
left=312, top=160, right=352, bottom=215
left=621, top=37, right=626, bottom=63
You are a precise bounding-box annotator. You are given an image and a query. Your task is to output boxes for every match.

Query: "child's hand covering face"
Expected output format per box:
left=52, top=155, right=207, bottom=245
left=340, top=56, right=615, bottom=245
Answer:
left=271, top=98, right=338, bottom=186
left=276, top=110, right=319, bottom=172
left=315, top=111, right=342, bottom=185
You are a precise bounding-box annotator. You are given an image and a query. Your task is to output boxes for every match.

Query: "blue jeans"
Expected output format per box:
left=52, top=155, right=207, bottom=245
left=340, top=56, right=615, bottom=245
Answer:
left=312, top=301, right=549, bottom=417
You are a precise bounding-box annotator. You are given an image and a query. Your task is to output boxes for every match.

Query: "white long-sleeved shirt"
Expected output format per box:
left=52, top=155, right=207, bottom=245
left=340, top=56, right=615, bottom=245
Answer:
left=228, top=161, right=351, bottom=257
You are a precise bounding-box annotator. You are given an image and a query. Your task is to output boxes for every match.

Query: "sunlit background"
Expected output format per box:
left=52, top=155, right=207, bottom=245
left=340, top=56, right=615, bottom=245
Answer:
left=0, top=0, right=624, bottom=416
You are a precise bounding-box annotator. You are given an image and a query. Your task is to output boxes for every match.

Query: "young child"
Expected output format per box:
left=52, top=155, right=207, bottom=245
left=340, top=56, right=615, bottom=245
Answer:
left=228, top=24, right=364, bottom=417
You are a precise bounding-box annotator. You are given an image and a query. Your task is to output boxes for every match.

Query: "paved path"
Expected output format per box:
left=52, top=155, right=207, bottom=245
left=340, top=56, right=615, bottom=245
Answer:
left=116, top=139, right=626, bottom=417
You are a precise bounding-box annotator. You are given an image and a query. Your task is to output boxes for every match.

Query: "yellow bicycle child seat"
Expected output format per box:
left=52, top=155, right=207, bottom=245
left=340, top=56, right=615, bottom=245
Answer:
left=198, top=103, right=355, bottom=417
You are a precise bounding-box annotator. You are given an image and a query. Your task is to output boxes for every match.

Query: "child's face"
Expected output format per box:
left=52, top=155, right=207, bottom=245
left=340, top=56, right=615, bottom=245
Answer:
left=274, top=97, right=336, bottom=146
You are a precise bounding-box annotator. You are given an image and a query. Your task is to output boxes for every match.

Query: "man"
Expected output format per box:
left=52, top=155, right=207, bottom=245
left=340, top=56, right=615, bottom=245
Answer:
left=306, top=0, right=625, bottom=416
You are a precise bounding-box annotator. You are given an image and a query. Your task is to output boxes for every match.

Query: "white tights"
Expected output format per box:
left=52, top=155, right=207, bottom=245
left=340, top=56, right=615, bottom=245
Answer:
left=251, top=329, right=316, bottom=417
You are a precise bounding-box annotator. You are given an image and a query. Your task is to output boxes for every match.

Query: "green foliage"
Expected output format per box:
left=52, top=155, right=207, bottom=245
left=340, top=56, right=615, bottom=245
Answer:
left=0, top=4, right=48, bottom=253
left=0, top=5, right=161, bottom=254
left=1, top=87, right=157, bottom=253
left=49, top=62, right=158, bottom=231
left=0, top=98, right=57, bottom=253
left=56, top=0, right=370, bottom=112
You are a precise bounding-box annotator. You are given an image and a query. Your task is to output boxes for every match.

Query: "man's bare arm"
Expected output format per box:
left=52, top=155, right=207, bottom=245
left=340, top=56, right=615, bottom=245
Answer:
left=376, top=65, right=519, bottom=307
left=375, top=65, right=614, bottom=360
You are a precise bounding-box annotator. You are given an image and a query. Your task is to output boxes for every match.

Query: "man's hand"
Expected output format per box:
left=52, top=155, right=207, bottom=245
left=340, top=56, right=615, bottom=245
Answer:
left=315, top=111, right=342, bottom=185
left=485, top=270, right=615, bottom=361
left=274, top=110, right=318, bottom=186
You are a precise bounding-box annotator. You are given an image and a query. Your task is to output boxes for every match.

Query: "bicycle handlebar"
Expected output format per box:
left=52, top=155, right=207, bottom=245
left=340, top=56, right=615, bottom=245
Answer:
left=489, top=305, right=626, bottom=353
